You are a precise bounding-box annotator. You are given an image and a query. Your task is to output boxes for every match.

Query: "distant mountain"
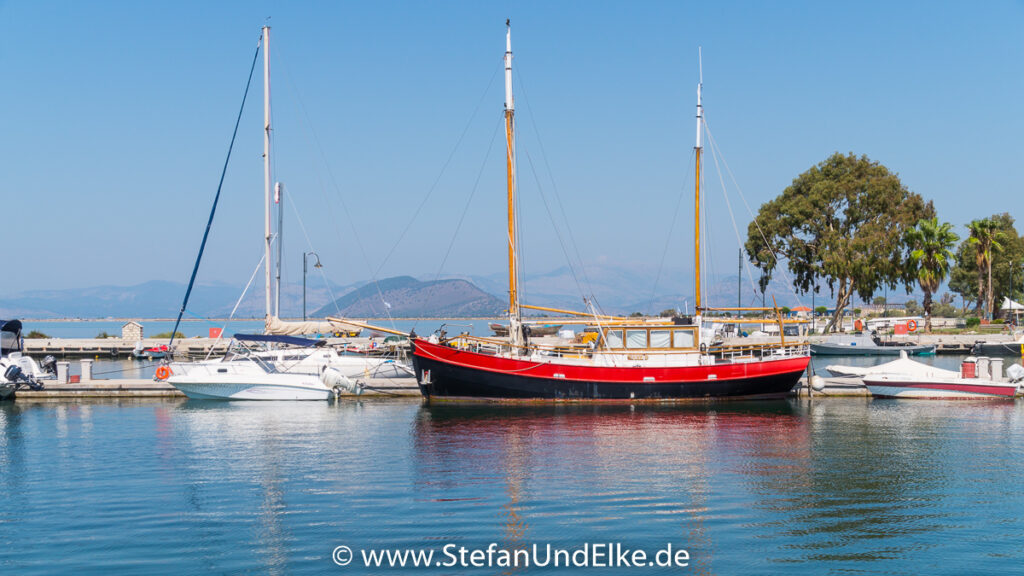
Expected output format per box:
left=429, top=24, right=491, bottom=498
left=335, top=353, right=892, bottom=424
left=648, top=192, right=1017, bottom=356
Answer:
left=0, top=280, right=347, bottom=319
left=313, top=276, right=504, bottom=318
left=0, top=265, right=929, bottom=319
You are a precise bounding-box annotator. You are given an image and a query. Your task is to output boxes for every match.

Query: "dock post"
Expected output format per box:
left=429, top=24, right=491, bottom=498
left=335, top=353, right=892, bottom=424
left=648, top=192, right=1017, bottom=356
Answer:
left=80, top=359, right=93, bottom=381
left=57, top=361, right=70, bottom=384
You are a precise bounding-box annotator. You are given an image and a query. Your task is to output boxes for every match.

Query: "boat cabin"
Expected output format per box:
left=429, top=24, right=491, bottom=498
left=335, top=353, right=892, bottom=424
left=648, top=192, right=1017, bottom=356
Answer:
left=600, top=325, right=698, bottom=351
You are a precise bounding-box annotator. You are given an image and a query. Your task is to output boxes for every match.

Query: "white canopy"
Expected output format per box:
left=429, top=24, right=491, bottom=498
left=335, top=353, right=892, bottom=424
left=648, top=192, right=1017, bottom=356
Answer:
left=1001, top=297, right=1024, bottom=311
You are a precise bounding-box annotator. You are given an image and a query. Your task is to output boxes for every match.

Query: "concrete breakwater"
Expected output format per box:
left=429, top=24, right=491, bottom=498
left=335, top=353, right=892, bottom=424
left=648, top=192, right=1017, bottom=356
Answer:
left=25, top=332, right=1017, bottom=359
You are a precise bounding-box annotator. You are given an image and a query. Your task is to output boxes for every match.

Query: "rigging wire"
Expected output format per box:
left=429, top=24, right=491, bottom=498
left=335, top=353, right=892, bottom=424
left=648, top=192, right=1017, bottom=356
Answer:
left=702, top=119, right=761, bottom=301
left=413, top=115, right=504, bottom=333
left=273, top=47, right=397, bottom=327
left=647, top=149, right=696, bottom=315
left=702, top=122, right=806, bottom=308
left=513, top=67, right=598, bottom=308
left=168, top=34, right=261, bottom=351
left=373, top=64, right=502, bottom=278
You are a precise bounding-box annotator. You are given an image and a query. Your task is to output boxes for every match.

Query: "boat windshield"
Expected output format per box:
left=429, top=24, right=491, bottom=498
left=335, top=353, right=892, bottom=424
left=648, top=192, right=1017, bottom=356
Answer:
left=1, top=330, right=21, bottom=355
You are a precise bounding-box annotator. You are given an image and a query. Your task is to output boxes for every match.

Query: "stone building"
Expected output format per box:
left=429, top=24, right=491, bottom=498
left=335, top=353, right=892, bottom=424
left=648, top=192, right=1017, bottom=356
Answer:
left=121, top=321, right=143, bottom=340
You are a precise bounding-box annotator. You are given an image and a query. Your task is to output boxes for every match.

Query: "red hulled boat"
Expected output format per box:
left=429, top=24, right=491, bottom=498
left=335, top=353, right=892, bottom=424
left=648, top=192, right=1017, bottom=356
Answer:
left=411, top=25, right=809, bottom=400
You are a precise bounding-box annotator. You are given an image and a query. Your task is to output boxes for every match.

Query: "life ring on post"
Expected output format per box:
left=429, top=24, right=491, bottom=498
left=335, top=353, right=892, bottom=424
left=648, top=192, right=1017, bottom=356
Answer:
left=155, top=366, right=171, bottom=380
left=907, top=320, right=918, bottom=332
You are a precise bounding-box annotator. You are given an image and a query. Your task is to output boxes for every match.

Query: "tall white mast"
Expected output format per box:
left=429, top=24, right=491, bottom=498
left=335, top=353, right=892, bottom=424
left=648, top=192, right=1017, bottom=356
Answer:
left=263, top=26, right=273, bottom=323
left=504, top=20, right=522, bottom=349
left=694, top=47, right=703, bottom=314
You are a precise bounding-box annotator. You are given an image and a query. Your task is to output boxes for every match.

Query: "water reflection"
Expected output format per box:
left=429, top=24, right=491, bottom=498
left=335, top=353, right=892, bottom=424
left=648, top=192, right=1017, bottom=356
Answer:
left=2, top=399, right=1024, bottom=574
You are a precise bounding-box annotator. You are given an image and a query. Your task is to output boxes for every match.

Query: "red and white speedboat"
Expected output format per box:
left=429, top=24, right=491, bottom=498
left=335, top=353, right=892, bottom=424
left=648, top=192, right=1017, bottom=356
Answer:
left=411, top=25, right=809, bottom=401
left=863, top=357, right=1022, bottom=399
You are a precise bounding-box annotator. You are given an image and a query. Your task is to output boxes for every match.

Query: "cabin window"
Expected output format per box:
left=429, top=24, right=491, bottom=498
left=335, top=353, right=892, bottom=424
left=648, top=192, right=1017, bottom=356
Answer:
left=672, top=329, right=694, bottom=348
left=626, top=329, right=648, bottom=349
left=650, top=330, right=671, bottom=348
left=605, top=329, right=623, bottom=348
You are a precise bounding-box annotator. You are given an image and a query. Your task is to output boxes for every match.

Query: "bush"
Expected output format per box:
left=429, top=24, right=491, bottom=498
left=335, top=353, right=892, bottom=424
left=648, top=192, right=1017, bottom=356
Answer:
left=25, top=330, right=50, bottom=338
left=152, top=331, right=185, bottom=339
left=852, top=308, right=862, bottom=315
left=965, top=317, right=981, bottom=329
left=96, top=331, right=113, bottom=339
left=815, top=306, right=828, bottom=315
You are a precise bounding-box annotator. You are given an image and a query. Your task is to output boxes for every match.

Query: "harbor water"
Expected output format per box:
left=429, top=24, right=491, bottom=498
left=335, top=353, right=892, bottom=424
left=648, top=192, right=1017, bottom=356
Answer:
left=2, top=398, right=1024, bottom=574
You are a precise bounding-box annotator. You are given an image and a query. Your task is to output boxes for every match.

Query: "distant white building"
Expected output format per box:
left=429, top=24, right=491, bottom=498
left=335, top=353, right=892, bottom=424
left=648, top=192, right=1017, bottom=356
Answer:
left=121, top=321, right=143, bottom=340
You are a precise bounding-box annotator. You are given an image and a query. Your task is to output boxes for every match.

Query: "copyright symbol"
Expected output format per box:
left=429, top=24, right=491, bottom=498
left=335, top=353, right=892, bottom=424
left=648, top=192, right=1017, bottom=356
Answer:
left=332, top=545, right=353, bottom=566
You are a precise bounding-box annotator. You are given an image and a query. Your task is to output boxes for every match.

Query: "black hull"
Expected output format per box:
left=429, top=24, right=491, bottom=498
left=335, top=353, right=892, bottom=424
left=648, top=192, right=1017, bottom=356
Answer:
left=972, top=342, right=1024, bottom=357
left=412, top=354, right=803, bottom=401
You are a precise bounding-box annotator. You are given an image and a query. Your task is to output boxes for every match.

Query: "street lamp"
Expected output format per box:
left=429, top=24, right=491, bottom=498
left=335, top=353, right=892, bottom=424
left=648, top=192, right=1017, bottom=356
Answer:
left=303, top=252, right=322, bottom=321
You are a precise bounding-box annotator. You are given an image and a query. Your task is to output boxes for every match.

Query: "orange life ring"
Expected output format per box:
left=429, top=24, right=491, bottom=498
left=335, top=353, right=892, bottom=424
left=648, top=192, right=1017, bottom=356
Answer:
left=155, top=366, right=171, bottom=380
left=907, top=320, right=918, bottom=332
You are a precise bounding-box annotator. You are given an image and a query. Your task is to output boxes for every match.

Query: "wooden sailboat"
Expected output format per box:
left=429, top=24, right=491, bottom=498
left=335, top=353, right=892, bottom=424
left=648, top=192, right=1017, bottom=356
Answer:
left=410, top=24, right=810, bottom=400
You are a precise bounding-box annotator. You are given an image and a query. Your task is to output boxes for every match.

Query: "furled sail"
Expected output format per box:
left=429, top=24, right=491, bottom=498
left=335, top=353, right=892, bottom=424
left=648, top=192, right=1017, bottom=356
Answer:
left=264, top=316, right=362, bottom=336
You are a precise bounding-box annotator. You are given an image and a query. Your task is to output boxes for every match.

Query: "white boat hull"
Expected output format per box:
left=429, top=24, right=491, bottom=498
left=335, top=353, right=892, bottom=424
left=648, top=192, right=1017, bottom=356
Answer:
left=167, top=364, right=333, bottom=400
left=168, top=376, right=333, bottom=400
left=864, top=374, right=1019, bottom=399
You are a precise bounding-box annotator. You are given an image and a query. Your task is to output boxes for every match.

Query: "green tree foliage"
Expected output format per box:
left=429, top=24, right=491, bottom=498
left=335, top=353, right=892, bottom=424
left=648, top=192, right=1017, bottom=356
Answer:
left=949, top=214, right=1024, bottom=318
left=933, top=293, right=957, bottom=318
left=904, top=299, right=921, bottom=315
left=153, top=331, right=186, bottom=339
left=905, top=217, right=959, bottom=332
left=25, top=330, right=49, bottom=339
left=745, top=153, right=934, bottom=332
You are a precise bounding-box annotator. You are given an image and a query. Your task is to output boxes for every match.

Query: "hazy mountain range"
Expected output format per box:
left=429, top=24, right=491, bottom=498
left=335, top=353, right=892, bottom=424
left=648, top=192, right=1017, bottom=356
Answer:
left=0, top=265, right=923, bottom=319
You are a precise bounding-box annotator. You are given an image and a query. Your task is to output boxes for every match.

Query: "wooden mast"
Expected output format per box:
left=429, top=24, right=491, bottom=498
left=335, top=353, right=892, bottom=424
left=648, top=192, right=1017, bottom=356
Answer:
left=504, top=20, right=522, bottom=347
left=694, top=49, right=703, bottom=313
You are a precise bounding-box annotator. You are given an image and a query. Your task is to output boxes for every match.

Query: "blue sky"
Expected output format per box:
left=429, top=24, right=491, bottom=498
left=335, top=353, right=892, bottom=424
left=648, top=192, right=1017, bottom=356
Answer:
left=2, top=0, right=1022, bottom=300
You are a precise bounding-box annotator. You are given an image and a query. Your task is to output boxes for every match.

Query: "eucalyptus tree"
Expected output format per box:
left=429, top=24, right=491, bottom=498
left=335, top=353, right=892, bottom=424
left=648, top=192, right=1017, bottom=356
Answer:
left=905, top=217, right=959, bottom=332
left=745, top=152, right=934, bottom=333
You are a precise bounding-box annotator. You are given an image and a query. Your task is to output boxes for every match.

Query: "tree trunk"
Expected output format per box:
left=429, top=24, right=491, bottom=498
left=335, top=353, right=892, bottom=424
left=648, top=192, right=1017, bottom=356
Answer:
left=977, top=267, right=986, bottom=318
left=987, top=259, right=995, bottom=321
left=923, top=288, right=933, bottom=333
left=824, top=278, right=852, bottom=333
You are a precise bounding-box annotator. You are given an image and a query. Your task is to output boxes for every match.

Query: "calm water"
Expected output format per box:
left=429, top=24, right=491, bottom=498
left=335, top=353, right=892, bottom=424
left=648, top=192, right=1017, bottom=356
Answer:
left=23, top=318, right=506, bottom=339
left=2, top=398, right=1023, bottom=574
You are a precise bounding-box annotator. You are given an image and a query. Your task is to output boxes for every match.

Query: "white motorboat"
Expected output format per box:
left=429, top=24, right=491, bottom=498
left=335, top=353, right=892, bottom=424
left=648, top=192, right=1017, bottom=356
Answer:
left=825, top=350, right=959, bottom=379
left=167, top=359, right=336, bottom=401
left=863, top=356, right=1023, bottom=400
left=1, top=320, right=53, bottom=399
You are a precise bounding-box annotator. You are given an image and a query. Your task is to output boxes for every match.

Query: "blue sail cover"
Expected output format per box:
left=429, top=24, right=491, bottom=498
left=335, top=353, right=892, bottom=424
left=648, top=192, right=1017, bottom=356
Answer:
left=233, top=333, right=326, bottom=348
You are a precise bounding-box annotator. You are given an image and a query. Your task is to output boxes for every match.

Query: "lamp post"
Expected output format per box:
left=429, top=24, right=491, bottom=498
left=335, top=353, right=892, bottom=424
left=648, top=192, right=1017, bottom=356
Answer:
left=303, top=252, right=322, bottom=321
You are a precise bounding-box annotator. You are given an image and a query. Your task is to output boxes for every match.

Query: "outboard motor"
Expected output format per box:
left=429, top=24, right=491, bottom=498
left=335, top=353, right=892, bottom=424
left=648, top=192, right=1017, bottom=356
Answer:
left=5, top=364, right=23, bottom=382
left=3, top=363, right=43, bottom=390
left=1006, top=363, right=1024, bottom=384
left=322, top=367, right=363, bottom=396
left=40, top=355, right=57, bottom=376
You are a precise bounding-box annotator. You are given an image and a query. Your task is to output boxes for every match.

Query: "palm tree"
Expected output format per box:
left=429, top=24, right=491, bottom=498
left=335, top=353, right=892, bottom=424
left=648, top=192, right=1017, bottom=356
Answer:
left=906, top=218, right=959, bottom=332
left=967, top=219, right=1005, bottom=320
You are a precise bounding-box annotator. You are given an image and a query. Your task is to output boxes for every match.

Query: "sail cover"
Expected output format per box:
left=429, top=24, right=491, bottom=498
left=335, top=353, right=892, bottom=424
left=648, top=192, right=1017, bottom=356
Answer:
left=264, top=315, right=363, bottom=336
